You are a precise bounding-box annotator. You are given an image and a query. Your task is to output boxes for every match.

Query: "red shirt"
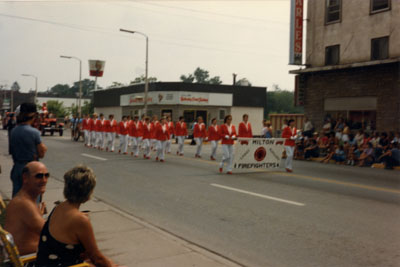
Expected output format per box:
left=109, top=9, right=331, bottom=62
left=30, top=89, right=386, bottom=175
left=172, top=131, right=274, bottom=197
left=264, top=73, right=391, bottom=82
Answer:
left=82, top=119, right=88, bottom=130
left=94, top=119, right=103, bottom=132
left=142, top=122, right=151, bottom=139
left=193, top=123, right=207, bottom=138
left=207, top=125, right=220, bottom=141
left=110, top=119, right=118, bottom=133
left=175, top=122, right=188, bottom=136
left=103, top=119, right=111, bottom=132
left=136, top=121, right=144, bottom=137
left=219, top=124, right=237, bottom=145
left=88, top=119, right=95, bottom=131
left=282, top=126, right=297, bottom=146
left=238, top=122, right=253, bottom=138
left=156, top=123, right=169, bottom=141
left=167, top=121, right=175, bottom=135
left=118, top=121, right=129, bottom=135
left=150, top=121, right=158, bottom=139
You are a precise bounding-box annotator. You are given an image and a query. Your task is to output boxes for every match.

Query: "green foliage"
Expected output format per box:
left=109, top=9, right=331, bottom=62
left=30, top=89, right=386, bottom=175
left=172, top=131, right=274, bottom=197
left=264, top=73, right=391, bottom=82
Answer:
left=180, top=67, right=223, bottom=84
left=266, top=84, right=303, bottom=118
left=48, top=79, right=100, bottom=97
left=70, top=101, right=93, bottom=117
left=46, top=100, right=68, bottom=118
left=130, top=75, right=157, bottom=84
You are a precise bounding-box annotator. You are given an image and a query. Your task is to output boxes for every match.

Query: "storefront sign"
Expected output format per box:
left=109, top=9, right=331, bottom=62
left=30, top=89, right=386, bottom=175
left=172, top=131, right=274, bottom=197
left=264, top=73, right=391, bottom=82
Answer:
left=289, top=0, right=303, bottom=65
left=233, top=138, right=285, bottom=171
left=121, top=91, right=232, bottom=107
left=89, top=60, right=106, bottom=77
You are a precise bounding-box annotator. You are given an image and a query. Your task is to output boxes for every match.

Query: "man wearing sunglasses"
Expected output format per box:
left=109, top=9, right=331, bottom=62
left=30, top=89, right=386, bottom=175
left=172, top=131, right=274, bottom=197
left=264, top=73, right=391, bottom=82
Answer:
left=4, top=161, right=48, bottom=255
left=10, top=102, right=47, bottom=197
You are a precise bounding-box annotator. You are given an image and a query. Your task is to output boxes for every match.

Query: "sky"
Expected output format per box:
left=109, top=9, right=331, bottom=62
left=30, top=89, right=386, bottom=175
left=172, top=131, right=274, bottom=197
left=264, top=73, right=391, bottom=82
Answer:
left=0, top=0, right=299, bottom=93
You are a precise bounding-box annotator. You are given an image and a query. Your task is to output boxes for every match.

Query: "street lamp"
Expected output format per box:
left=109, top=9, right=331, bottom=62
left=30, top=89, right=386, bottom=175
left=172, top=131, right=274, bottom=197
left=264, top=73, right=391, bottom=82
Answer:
left=21, top=74, right=38, bottom=103
left=60, top=55, right=82, bottom=118
left=120, top=28, right=149, bottom=116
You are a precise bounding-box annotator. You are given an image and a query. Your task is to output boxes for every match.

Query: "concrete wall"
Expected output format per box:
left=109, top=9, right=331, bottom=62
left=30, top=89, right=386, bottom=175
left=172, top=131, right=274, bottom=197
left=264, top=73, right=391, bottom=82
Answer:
left=306, top=0, right=400, bottom=67
left=94, top=107, right=123, bottom=120
left=230, top=106, right=264, bottom=136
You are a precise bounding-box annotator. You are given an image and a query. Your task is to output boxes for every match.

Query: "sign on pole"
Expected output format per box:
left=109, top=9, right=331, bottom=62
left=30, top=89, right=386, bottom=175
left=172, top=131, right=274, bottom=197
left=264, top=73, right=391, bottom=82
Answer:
left=89, top=60, right=106, bottom=77
left=233, top=138, right=286, bottom=171
left=289, top=0, right=304, bottom=65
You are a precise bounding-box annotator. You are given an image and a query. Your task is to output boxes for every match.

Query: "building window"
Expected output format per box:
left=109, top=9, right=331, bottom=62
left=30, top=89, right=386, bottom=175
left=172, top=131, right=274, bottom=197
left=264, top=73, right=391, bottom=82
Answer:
left=371, top=36, right=389, bottom=60
left=325, top=45, right=340, bottom=65
left=326, top=0, right=341, bottom=24
left=371, top=0, right=390, bottom=13
left=219, top=109, right=226, bottom=120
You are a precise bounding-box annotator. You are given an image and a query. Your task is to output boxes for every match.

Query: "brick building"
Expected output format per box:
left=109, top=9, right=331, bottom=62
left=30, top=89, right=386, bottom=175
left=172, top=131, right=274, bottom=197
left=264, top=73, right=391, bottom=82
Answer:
left=290, top=0, right=400, bottom=132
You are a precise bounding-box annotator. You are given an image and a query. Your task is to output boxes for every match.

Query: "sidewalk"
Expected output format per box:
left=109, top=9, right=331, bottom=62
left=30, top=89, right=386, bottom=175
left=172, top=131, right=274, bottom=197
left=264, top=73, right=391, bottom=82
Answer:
left=0, top=135, right=241, bottom=267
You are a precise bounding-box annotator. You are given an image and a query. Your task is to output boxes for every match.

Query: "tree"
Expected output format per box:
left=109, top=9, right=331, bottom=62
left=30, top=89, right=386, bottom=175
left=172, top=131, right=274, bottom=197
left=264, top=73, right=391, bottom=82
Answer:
left=70, top=101, right=93, bottom=116
left=49, top=84, right=70, bottom=96
left=235, top=78, right=251, bottom=86
left=70, top=79, right=99, bottom=96
left=265, top=84, right=303, bottom=117
left=180, top=67, right=223, bottom=84
left=130, top=75, right=157, bottom=84
left=11, top=81, right=20, bottom=91
left=46, top=100, right=68, bottom=118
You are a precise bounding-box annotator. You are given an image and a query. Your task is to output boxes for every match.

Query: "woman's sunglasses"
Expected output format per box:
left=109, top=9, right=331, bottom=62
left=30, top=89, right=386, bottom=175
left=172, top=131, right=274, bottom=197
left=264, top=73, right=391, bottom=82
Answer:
left=35, top=173, right=50, bottom=179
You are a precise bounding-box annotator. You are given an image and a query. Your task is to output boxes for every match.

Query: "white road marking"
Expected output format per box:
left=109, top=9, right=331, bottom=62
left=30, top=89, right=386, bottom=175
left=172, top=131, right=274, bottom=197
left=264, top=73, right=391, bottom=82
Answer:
left=81, top=153, right=107, bottom=161
left=210, top=183, right=305, bottom=206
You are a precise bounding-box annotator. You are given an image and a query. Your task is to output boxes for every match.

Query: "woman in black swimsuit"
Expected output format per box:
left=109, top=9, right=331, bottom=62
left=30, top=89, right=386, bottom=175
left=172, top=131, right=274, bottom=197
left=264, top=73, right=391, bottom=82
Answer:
left=36, top=165, right=116, bottom=267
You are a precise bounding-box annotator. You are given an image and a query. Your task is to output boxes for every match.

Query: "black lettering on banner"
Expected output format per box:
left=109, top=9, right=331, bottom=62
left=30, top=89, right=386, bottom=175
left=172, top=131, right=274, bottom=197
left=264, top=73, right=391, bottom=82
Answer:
left=236, top=163, right=278, bottom=169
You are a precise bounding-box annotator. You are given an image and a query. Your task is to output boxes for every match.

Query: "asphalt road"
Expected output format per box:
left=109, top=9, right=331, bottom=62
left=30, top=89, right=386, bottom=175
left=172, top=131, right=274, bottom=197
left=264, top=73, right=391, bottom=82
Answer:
left=8, top=131, right=400, bottom=267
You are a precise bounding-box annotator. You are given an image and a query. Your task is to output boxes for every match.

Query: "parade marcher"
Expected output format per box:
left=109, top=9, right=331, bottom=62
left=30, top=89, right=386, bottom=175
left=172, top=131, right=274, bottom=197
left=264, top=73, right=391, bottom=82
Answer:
left=282, top=119, right=297, bottom=172
left=103, top=114, right=115, bottom=152
left=207, top=118, right=220, bottom=161
left=165, top=116, right=175, bottom=154
left=90, top=113, right=97, bottom=148
left=118, top=116, right=129, bottom=154
left=10, top=103, right=47, bottom=196
left=129, top=116, right=142, bottom=157
left=219, top=115, right=237, bottom=174
left=175, top=116, right=188, bottom=156
left=127, top=116, right=132, bottom=147
left=82, top=114, right=90, bottom=147
left=193, top=116, right=207, bottom=158
left=94, top=113, right=105, bottom=150
left=238, top=114, right=253, bottom=138
left=150, top=115, right=159, bottom=151
left=155, top=117, right=169, bottom=162
left=142, top=117, right=152, bottom=159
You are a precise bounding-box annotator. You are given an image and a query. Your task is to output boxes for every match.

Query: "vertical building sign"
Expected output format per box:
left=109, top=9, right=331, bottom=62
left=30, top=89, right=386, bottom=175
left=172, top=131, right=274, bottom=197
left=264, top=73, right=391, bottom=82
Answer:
left=289, top=0, right=304, bottom=65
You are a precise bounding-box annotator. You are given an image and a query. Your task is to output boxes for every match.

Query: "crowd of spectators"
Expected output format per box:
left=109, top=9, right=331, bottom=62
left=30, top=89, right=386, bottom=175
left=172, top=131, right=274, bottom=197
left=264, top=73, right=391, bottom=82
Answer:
left=293, top=117, right=400, bottom=170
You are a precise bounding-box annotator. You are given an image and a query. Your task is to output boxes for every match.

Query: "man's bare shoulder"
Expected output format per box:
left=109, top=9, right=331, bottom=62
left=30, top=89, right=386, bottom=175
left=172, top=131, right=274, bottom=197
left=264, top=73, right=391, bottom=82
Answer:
left=5, top=195, right=39, bottom=222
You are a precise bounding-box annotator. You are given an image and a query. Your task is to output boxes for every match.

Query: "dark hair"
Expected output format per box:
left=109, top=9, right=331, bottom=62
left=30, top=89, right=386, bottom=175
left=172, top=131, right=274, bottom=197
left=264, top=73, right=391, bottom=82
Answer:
left=288, top=119, right=294, bottom=125
left=243, top=114, right=248, bottom=119
left=211, top=118, right=217, bottom=123
left=224, top=115, right=232, bottom=123
left=179, top=116, right=184, bottom=120
left=122, top=116, right=127, bottom=120
left=109, top=114, right=114, bottom=119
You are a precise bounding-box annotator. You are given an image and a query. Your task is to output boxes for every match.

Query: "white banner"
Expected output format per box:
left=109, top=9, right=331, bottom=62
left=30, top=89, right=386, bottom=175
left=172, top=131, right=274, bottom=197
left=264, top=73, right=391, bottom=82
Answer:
left=233, top=138, right=286, bottom=171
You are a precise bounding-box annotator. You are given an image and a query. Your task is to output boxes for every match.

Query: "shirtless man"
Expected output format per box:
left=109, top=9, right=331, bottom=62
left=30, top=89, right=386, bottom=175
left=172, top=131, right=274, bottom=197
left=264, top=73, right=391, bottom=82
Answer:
left=4, top=161, right=48, bottom=255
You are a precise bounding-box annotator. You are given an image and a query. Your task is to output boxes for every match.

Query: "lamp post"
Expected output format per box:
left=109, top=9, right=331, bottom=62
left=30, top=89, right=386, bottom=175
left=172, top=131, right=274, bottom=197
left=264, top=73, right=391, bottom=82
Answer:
left=60, top=55, right=82, bottom=118
left=120, top=28, right=149, bottom=116
left=21, top=74, right=38, bottom=103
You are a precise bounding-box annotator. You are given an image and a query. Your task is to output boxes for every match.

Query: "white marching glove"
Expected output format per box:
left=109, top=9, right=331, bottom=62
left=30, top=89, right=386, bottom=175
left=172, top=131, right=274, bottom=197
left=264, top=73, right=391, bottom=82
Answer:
left=225, top=135, right=229, bottom=139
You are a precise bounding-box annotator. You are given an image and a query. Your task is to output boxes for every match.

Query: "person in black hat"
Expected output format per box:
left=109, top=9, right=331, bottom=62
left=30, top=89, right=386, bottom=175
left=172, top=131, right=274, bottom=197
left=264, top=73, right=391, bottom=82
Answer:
left=10, top=102, right=47, bottom=197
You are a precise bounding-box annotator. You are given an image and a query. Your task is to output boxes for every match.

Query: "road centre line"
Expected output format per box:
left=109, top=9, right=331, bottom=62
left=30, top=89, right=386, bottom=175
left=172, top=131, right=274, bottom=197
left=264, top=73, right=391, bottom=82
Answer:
left=81, top=153, right=107, bottom=161
left=170, top=154, right=400, bottom=195
left=210, top=183, right=305, bottom=206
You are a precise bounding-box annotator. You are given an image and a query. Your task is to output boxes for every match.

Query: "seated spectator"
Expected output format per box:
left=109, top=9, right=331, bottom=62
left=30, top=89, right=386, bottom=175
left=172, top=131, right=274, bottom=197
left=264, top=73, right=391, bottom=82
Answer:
left=36, top=165, right=117, bottom=267
left=294, top=133, right=305, bottom=160
left=393, top=132, right=400, bottom=143
left=341, top=122, right=350, bottom=143
left=332, top=144, right=346, bottom=164
left=355, top=129, right=364, bottom=147
left=357, top=142, right=375, bottom=167
left=378, top=142, right=400, bottom=169
left=317, top=133, right=329, bottom=156
left=375, top=132, right=389, bottom=160
left=322, top=118, right=332, bottom=135
left=347, top=144, right=360, bottom=166
left=261, top=120, right=273, bottom=138
left=4, top=161, right=48, bottom=255
left=304, top=139, right=319, bottom=160
left=320, top=144, right=337, bottom=163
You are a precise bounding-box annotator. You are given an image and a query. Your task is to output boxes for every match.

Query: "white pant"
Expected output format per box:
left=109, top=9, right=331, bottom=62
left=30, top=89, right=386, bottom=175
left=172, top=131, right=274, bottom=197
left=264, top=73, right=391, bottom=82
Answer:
left=284, top=146, right=294, bottom=170
left=131, top=137, right=141, bottom=156
left=84, top=130, right=90, bottom=146
left=220, top=144, right=234, bottom=172
left=142, top=139, right=151, bottom=157
left=156, top=140, right=167, bottom=160
left=210, top=140, right=218, bottom=158
left=91, top=131, right=96, bottom=147
left=177, top=136, right=185, bottom=155
left=151, top=139, right=157, bottom=151
left=119, top=134, right=128, bottom=153
left=101, top=132, right=106, bottom=149
left=195, top=137, right=203, bottom=156
left=106, top=132, right=116, bottom=151
left=96, top=132, right=103, bottom=148
left=165, top=134, right=173, bottom=153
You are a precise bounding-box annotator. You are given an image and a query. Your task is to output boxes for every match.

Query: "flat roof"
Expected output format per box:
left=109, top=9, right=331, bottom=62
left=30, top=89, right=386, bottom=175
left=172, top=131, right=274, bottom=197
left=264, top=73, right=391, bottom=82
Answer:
left=94, top=82, right=266, bottom=108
